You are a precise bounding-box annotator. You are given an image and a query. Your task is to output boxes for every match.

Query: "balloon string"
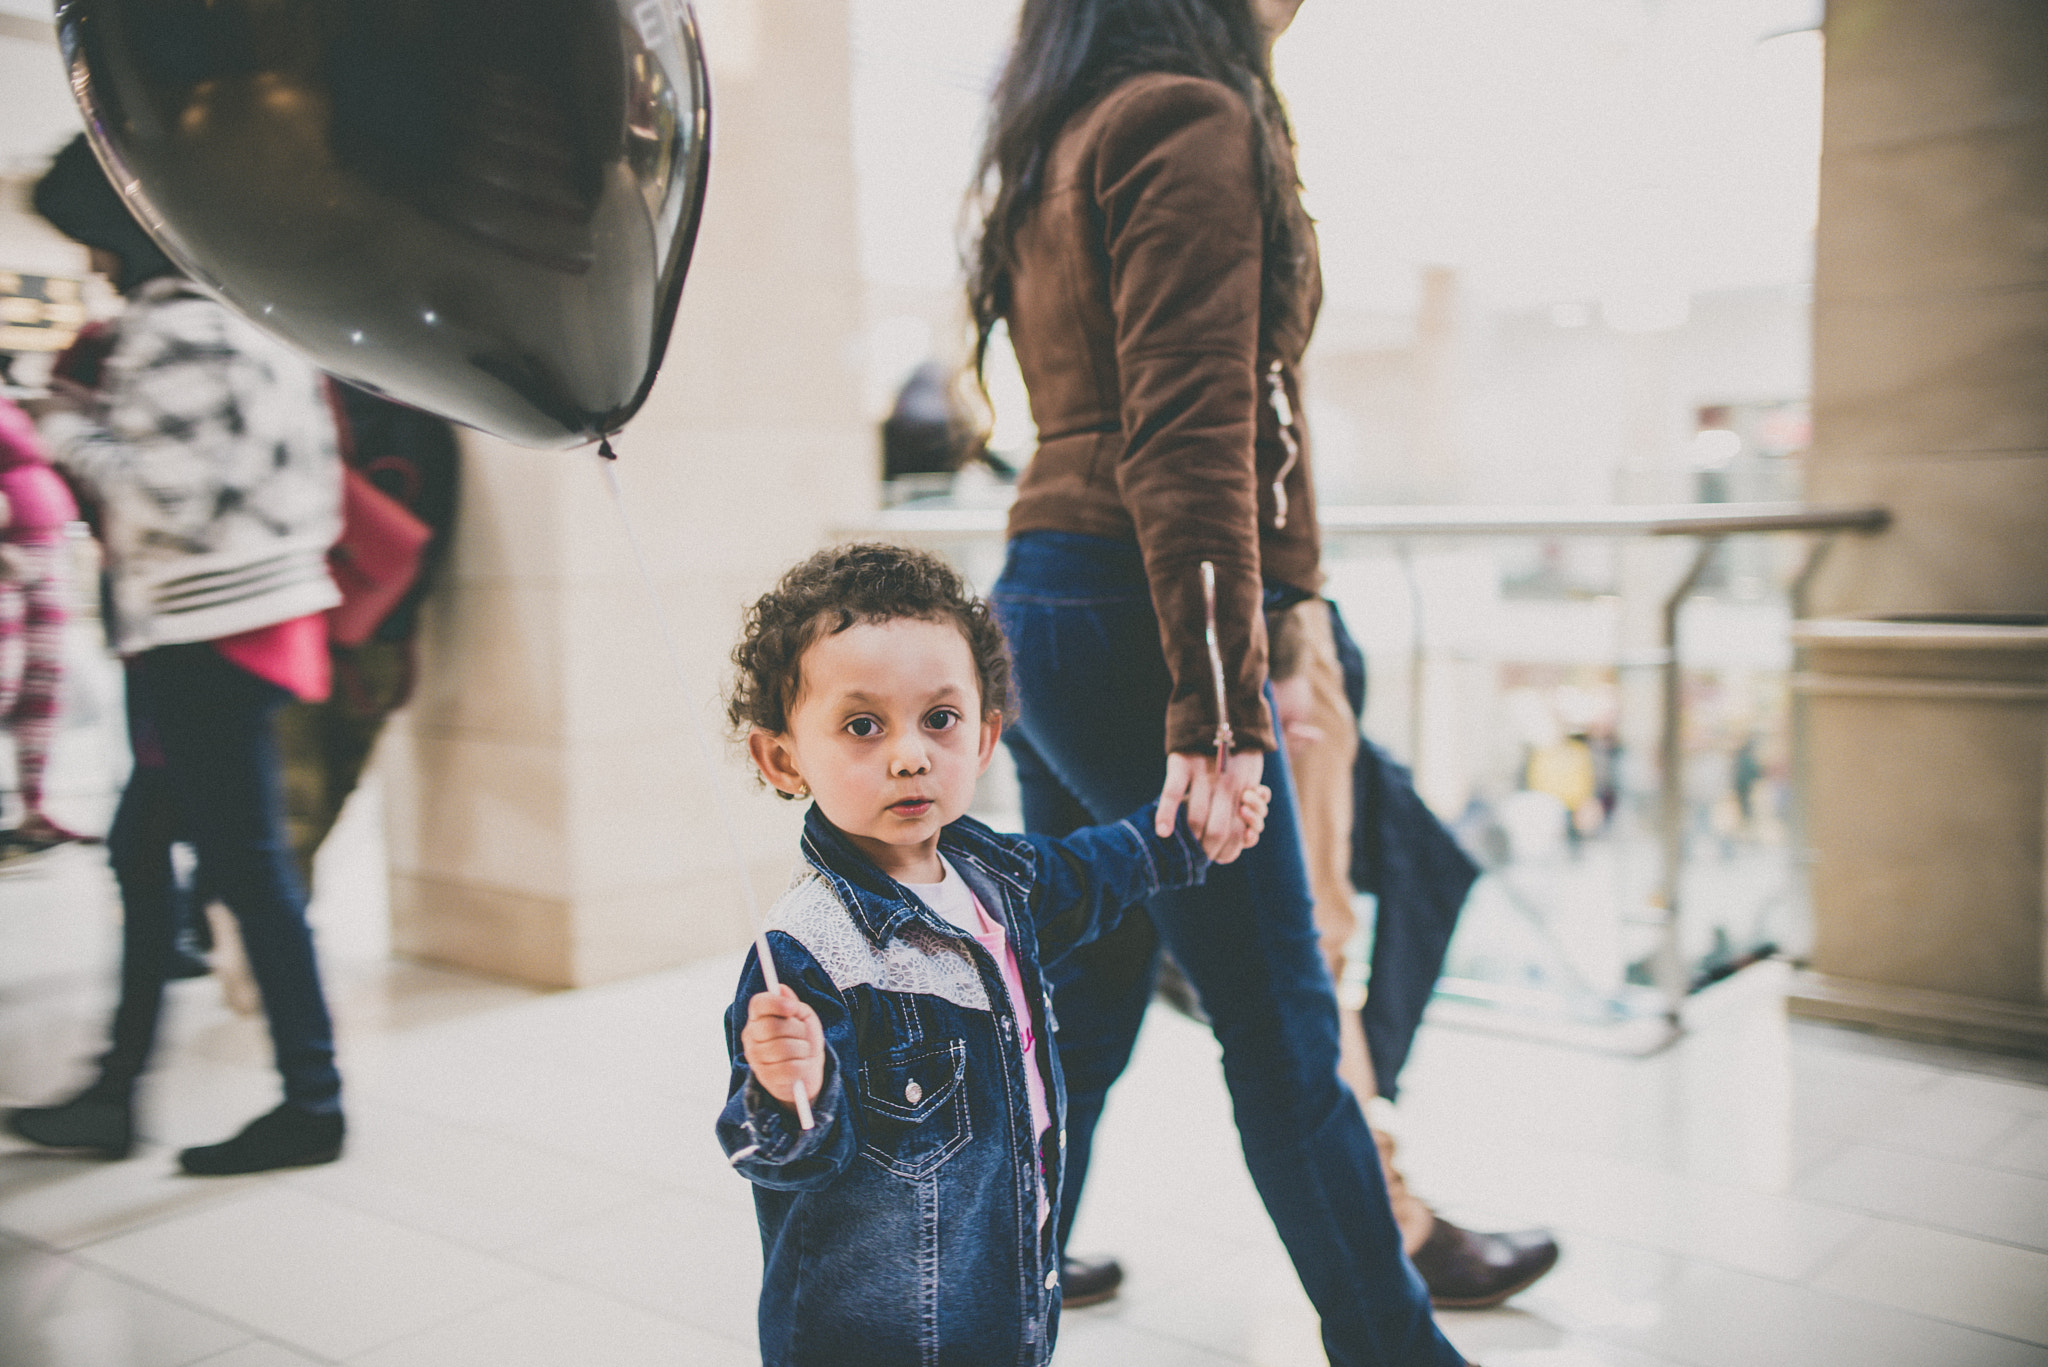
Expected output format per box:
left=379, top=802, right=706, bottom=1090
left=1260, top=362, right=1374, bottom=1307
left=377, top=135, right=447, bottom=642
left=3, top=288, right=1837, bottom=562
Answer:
left=595, top=446, right=814, bottom=1135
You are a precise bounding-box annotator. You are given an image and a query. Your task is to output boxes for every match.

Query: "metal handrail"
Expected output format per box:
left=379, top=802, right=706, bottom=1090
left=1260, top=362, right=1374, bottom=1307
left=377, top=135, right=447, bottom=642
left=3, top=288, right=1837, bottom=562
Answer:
left=1325, top=502, right=1890, bottom=538
left=845, top=497, right=1892, bottom=1045
left=848, top=500, right=1890, bottom=542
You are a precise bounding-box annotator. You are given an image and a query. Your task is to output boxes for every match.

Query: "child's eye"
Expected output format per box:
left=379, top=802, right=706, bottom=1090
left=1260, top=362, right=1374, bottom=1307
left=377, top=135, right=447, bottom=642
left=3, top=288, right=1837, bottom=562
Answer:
left=926, top=709, right=959, bottom=732
left=845, top=716, right=881, bottom=738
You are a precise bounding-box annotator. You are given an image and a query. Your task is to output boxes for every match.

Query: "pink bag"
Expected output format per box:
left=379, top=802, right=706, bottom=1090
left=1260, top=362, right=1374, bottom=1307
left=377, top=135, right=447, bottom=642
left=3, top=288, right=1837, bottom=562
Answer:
left=326, top=464, right=431, bottom=648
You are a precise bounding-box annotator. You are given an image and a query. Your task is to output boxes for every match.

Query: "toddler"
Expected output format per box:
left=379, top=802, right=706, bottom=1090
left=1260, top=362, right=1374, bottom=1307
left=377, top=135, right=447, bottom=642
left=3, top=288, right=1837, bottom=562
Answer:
left=717, top=543, right=1267, bottom=1367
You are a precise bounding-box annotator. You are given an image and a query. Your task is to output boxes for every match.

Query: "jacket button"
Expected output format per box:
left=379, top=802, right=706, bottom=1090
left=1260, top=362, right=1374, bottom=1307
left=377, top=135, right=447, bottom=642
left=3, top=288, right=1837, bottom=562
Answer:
left=1058, top=1128, right=1067, bottom=1148
left=1045, top=1268, right=1059, bottom=1290
left=904, top=1080, right=922, bottom=1105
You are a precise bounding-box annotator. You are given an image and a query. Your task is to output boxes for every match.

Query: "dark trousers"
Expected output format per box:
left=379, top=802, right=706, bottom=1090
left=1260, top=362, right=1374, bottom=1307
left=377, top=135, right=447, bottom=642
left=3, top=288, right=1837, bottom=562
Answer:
left=992, top=533, right=1460, bottom=1367
left=98, top=644, right=340, bottom=1112
left=276, top=639, right=411, bottom=888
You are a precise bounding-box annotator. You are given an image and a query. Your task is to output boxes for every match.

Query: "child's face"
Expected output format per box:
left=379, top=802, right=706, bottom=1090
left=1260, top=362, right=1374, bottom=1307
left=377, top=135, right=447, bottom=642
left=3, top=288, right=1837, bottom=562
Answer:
left=749, top=616, right=999, bottom=882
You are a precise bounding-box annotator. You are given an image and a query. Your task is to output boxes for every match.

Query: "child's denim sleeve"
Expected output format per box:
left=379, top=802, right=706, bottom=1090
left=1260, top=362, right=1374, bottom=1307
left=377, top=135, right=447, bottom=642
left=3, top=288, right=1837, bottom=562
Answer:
left=1023, top=801, right=1208, bottom=965
left=715, top=933, right=858, bottom=1190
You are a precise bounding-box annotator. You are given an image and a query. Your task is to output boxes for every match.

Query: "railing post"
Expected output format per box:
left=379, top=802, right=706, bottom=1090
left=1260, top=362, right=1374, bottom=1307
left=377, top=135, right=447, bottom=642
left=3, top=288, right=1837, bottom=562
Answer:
left=1398, top=541, right=1425, bottom=769
left=1654, top=536, right=1724, bottom=1025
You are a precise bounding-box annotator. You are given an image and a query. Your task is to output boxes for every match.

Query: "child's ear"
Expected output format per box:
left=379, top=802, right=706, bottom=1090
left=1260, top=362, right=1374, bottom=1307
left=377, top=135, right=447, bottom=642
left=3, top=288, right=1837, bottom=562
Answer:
left=748, top=727, right=806, bottom=799
left=976, top=711, right=1002, bottom=777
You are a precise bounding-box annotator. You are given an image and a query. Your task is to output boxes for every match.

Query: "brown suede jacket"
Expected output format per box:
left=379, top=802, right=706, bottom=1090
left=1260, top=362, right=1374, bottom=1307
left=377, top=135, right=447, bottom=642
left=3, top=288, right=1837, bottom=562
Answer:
left=1005, top=71, right=1322, bottom=756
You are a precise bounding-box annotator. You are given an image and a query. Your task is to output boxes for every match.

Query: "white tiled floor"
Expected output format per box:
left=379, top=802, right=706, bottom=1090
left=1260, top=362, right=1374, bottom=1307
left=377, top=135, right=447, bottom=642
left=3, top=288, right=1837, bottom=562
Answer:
left=4, top=841, right=2047, bottom=1366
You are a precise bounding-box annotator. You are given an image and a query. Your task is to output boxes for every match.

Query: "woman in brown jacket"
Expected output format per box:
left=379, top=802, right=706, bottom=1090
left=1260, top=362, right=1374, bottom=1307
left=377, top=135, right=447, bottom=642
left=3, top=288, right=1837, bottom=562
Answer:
left=975, top=2, right=1468, bottom=1363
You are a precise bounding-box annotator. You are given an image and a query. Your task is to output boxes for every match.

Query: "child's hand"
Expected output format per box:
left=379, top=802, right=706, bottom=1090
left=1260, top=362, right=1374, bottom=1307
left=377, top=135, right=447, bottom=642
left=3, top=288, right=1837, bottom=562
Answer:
left=1157, top=749, right=1264, bottom=863
left=741, top=984, right=825, bottom=1112
left=1212, top=783, right=1272, bottom=865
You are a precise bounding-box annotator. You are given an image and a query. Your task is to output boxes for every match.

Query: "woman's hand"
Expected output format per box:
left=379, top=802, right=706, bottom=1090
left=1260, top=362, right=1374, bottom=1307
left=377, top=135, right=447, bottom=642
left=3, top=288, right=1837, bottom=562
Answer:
left=1156, top=748, right=1266, bottom=864
left=741, top=984, right=825, bottom=1113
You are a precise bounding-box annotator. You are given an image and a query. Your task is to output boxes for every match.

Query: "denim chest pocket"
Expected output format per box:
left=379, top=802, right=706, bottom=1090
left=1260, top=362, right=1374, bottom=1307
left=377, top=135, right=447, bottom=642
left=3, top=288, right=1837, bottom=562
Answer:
left=857, top=1039, right=970, bottom=1179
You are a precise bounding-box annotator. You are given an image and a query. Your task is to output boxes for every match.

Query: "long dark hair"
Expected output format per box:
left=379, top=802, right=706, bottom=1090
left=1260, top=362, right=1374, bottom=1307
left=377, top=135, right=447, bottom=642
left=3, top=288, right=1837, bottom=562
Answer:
left=967, top=0, right=1311, bottom=377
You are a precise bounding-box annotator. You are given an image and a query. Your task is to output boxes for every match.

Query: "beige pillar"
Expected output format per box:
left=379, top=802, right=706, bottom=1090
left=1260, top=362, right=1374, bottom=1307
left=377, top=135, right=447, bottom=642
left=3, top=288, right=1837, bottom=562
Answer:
left=1791, top=0, right=2048, bottom=1048
left=1805, top=0, right=2048, bottom=615
left=384, top=0, right=874, bottom=988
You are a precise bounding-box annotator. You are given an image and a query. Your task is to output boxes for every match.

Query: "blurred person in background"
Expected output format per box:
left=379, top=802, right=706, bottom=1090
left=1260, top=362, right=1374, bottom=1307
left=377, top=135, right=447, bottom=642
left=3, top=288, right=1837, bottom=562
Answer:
left=1270, top=596, right=1560, bottom=1307
left=882, top=361, right=983, bottom=481
left=278, top=382, right=456, bottom=892
left=188, top=379, right=458, bottom=1018
left=4, top=135, right=349, bottom=1176
left=45, top=309, right=221, bottom=982
left=972, top=0, right=1471, bottom=1361
left=0, top=395, right=83, bottom=858
left=881, top=359, right=1014, bottom=486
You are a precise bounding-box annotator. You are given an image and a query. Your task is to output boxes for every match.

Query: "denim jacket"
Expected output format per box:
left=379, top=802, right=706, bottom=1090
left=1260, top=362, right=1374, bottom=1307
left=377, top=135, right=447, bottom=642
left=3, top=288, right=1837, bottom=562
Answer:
left=717, top=802, right=1206, bottom=1367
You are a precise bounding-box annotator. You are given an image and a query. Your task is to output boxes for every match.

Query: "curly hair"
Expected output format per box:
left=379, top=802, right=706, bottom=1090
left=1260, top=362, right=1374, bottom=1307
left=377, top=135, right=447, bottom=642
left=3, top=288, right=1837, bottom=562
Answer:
left=728, top=544, right=1016, bottom=767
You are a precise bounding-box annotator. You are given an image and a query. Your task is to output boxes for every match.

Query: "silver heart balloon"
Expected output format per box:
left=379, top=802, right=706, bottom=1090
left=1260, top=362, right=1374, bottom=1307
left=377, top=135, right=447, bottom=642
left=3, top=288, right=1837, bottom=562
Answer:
left=57, top=0, right=712, bottom=450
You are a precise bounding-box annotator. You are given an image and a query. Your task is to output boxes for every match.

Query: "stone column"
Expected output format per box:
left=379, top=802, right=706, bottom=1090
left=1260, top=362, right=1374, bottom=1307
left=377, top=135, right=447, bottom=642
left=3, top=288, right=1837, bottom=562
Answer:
left=383, top=0, right=873, bottom=988
left=1791, top=0, right=2048, bottom=1048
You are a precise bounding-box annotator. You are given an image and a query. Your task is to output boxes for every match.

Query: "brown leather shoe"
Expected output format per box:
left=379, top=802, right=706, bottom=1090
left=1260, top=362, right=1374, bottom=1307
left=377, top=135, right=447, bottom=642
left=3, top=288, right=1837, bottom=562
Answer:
left=1059, top=1254, right=1124, bottom=1308
left=1409, top=1218, right=1559, bottom=1309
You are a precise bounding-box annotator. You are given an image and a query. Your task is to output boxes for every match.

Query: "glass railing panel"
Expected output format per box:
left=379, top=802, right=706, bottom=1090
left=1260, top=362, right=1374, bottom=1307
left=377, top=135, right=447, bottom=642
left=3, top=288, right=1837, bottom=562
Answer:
left=852, top=495, right=1887, bottom=1038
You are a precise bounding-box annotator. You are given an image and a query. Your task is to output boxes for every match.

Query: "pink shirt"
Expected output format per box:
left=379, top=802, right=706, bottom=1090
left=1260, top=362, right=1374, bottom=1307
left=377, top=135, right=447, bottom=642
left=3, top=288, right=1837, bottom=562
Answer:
left=212, top=613, right=331, bottom=702
left=903, top=857, right=1054, bottom=1225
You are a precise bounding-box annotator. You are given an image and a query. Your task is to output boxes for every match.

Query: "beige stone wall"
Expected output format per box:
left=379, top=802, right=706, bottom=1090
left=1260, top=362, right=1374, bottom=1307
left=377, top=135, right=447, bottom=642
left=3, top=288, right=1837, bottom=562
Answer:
left=1799, top=0, right=2048, bottom=1021
left=386, top=0, right=873, bottom=988
left=1806, top=0, right=2048, bottom=617
left=1798, top=624, right=2048, bottom=1005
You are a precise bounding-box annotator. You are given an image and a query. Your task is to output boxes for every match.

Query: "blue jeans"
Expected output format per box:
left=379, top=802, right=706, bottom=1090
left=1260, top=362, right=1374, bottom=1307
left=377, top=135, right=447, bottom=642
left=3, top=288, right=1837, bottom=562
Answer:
left=97, top=644, right=341, bottom=1112
left=993, top=533, right=1461, bottom=1367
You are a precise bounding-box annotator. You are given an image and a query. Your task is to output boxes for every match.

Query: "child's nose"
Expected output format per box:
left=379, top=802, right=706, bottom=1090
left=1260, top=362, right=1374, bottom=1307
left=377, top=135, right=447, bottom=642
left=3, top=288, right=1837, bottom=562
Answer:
left=890, top=738, right=931, bottom=776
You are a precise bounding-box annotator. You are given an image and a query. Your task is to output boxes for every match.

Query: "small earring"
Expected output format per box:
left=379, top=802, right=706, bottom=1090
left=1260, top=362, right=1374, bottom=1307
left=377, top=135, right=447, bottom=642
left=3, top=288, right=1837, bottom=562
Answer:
left=792, top=781, right=811, bottom=799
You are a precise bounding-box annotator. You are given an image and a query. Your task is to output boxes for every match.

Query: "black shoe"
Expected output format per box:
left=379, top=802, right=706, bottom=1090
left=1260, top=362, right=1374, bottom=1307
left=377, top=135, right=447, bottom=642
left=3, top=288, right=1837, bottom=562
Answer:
left=1410, top=1218, right=1559, bottom=1309
left=178, top=1104, right=343, bottom=1176
left=5, top=1091, right=134, bottom=1159
left=1060, top=1254, right=1124, bottom=1308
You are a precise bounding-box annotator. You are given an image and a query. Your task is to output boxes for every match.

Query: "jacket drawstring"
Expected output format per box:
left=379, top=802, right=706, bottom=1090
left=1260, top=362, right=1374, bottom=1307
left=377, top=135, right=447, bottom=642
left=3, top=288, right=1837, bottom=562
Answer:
left=1200, top=561, right=1233, bottom=773
left=1266, top=360, right=1300, bottom=530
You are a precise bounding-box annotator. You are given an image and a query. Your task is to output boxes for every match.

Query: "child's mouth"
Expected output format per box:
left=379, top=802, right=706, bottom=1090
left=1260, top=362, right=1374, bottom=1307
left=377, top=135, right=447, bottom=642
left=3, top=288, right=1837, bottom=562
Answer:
left=890, top=798, right=934, bottom=817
